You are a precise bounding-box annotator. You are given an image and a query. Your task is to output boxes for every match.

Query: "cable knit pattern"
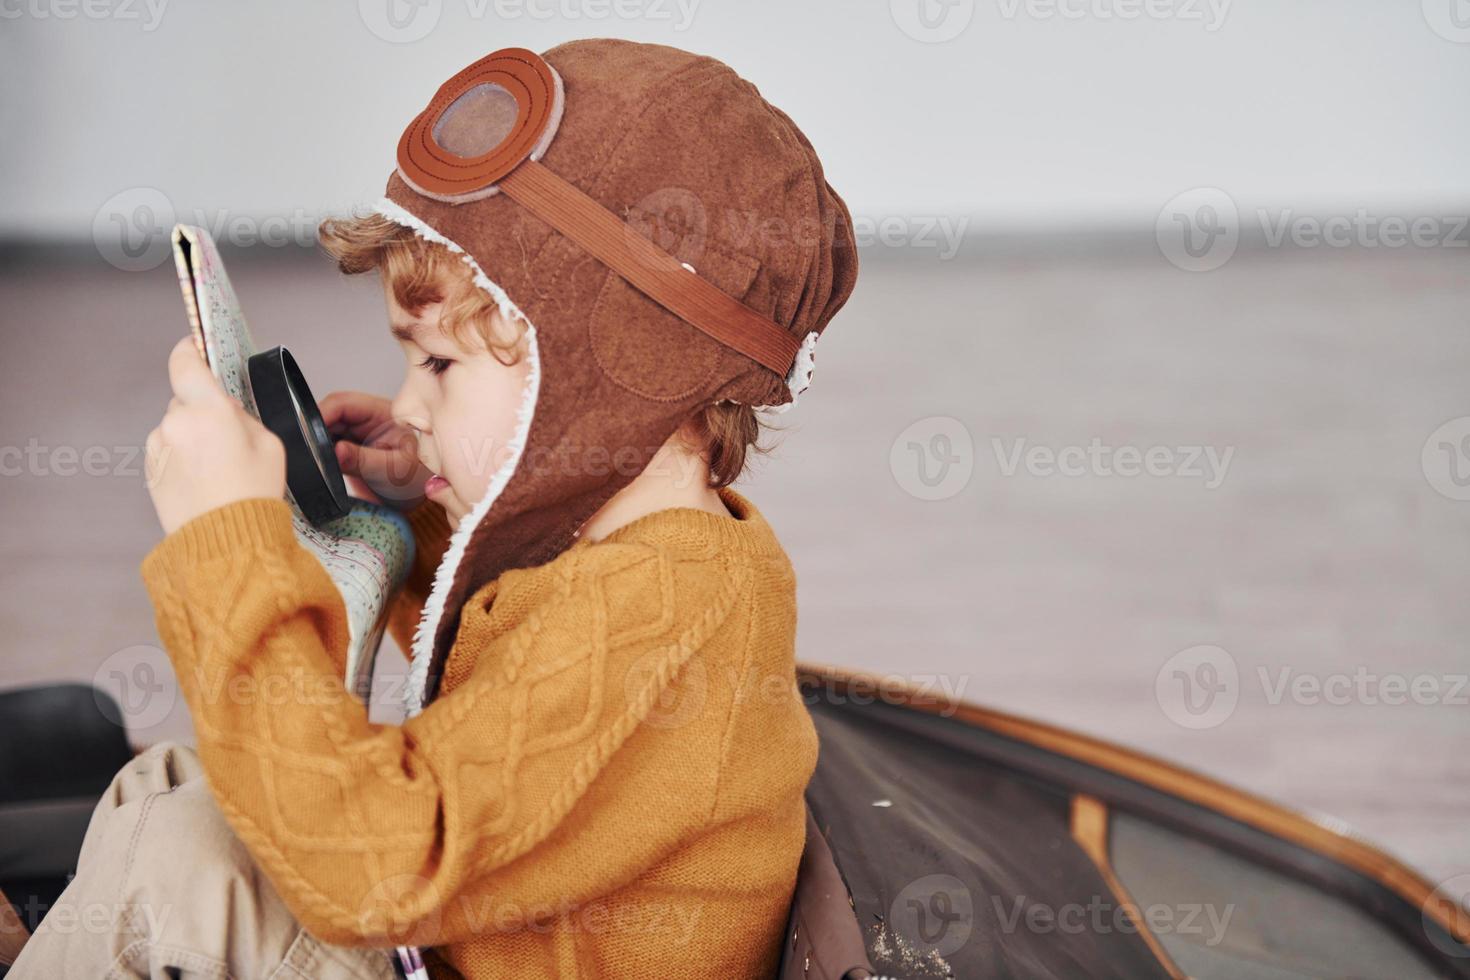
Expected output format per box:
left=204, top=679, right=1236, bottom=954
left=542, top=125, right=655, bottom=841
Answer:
left=139, top=488, right=817, bottom=979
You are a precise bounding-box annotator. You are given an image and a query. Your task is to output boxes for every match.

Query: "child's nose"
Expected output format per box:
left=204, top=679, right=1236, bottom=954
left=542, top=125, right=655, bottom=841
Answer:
left=390, top=386, right=430, bottom=436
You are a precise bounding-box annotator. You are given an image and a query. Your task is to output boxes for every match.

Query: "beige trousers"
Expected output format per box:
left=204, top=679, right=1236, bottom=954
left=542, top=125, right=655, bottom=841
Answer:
left=8, top=742, right=397, bottom=980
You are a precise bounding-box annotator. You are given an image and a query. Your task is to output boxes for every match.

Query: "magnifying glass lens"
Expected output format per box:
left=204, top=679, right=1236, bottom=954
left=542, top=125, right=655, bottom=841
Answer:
left=288, top=381, right=335, bottom=480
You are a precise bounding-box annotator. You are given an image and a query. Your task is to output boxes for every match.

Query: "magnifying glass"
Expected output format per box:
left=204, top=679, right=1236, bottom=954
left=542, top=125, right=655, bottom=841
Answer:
left=247, top=346, right=352, bottom=526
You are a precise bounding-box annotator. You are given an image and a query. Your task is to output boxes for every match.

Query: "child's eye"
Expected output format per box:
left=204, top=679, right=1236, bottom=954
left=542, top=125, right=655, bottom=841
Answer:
left=417, top=354, right=454, bottom=376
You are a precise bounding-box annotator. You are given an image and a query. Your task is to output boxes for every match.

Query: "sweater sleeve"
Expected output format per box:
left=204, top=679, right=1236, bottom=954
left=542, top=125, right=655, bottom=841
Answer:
left=140, top=497, right=745, bottom=948
left=386, top=498, right=453, bottom=655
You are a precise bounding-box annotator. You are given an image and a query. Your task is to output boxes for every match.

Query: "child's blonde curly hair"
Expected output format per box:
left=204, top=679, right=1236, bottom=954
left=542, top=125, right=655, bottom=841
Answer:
left=317, top=212, right=768, bottom=489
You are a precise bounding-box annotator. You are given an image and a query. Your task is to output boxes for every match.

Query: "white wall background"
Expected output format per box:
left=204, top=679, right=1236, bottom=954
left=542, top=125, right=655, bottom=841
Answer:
left=3, top=0, right=1470, bottom=240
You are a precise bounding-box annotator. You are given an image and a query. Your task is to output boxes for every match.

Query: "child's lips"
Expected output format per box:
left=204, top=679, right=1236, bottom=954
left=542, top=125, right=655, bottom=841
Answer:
left=424, top=474, right=450, bottom=498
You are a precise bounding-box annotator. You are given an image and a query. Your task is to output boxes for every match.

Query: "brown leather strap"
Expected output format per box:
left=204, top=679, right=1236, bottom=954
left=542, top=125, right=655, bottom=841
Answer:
left=500, top=159, right=801, bottom=376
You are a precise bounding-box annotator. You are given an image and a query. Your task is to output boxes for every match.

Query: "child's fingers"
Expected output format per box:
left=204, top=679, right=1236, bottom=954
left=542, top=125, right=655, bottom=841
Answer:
left=336, top=439, right=421, bottom=489
left=320, top=391, right=392, bottom=439
left=319, top=391, right=380, bottom=436
left=167, top=336, right=226, bottom=405
left=330, top=429, right=416, bottom=469
left=334, top=439, right=365, bottom=475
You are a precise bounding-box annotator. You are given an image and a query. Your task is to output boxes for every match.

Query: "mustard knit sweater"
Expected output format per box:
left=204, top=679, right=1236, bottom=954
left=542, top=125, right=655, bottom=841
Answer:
left=139, top=486, right=817, bottom=979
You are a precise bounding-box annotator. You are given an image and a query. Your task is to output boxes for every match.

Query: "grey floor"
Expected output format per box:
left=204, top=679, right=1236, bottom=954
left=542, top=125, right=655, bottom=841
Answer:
left=1, top=237, right=1466, bottom=885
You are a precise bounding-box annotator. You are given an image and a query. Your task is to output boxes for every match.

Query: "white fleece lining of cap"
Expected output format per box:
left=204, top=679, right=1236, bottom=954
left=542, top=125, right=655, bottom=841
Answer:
left=754, top=328, right=819, bottom=413
left=372, top=196, right=542, bottom=718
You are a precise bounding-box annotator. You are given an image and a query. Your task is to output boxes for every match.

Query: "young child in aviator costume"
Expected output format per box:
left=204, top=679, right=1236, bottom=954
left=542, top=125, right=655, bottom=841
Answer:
left=10, top=39, right=857, bottom=979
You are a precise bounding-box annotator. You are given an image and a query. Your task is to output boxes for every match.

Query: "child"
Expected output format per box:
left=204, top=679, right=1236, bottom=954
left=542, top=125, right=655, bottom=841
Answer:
left=10, top=38, right=856, bottom=979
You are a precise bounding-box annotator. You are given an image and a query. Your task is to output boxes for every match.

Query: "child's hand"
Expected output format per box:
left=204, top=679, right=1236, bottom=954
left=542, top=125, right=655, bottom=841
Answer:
left=320, top=390, right=433, bottom=510
left=145, top=337, right=287, bottom=535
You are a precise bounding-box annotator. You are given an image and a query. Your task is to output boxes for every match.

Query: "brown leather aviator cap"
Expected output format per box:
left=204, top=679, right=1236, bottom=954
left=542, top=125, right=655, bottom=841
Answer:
left=376, top=39, right=859, bottom=711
